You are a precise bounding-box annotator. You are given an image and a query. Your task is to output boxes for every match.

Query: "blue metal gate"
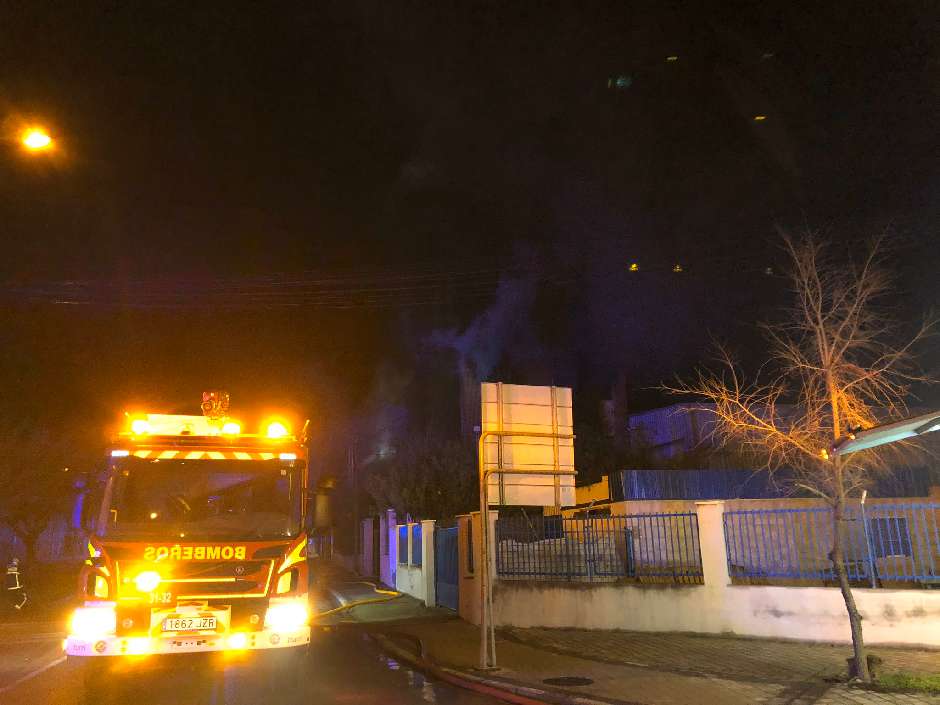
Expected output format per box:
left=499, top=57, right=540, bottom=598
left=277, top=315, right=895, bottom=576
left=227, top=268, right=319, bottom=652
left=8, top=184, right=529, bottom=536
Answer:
left=434, top=526, right=459, bottom=610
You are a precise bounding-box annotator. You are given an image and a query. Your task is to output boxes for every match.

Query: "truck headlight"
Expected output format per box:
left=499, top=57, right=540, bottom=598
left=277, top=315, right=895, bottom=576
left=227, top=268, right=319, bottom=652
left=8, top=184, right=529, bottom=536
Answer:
left=264, top=599, right=308, bottom=632
left=70, top=605, right=117, bottom=639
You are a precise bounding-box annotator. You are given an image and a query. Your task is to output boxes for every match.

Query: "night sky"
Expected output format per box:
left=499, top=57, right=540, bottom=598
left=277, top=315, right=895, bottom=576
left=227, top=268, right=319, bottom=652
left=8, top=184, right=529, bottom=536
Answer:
left=1, top=2, right=938, bottom=457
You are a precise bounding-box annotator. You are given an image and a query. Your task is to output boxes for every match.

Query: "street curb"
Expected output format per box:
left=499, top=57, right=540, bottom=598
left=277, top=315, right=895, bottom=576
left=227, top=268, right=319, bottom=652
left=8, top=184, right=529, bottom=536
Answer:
left=369, top=632, right=639, bottom=705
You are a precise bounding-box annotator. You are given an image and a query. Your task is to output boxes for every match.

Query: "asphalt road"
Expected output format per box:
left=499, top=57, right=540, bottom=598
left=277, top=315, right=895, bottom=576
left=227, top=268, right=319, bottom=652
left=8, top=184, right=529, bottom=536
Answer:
left=0, top=582, right=497, bottom=705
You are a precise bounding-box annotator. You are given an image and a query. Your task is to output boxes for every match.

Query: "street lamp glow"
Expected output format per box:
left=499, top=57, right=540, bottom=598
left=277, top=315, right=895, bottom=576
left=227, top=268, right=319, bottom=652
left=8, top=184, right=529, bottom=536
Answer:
left=21, top=128, right=53, bottom=151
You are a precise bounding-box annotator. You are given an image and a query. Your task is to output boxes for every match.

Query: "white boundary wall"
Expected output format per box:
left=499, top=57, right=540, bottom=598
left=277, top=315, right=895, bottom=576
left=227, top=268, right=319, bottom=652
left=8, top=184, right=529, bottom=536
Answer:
left=394, top=520, right=436, bottom=607
left=491, top=502, right=940, bottom=647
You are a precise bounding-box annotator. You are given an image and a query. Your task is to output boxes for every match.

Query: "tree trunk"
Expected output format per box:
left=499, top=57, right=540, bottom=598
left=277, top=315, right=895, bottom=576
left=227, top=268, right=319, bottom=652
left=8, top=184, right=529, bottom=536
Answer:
left=825, top=372, right=870, bottom=682
left=831, top=495, right=870, bottom=682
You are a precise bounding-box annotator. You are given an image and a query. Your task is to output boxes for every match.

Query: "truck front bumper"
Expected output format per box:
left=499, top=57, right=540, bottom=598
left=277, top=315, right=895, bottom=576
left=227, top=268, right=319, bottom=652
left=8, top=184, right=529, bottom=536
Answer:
left=64, top=626, right=310, bottom=657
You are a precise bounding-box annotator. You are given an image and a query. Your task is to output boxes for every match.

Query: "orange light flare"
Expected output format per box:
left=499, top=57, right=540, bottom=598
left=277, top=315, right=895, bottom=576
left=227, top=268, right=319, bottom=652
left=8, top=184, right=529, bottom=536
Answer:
left=221, top=421, right=242, bottom=435
left=20, top=127, right=53, bottom=152
left=265, top=420, right=290, bottom=439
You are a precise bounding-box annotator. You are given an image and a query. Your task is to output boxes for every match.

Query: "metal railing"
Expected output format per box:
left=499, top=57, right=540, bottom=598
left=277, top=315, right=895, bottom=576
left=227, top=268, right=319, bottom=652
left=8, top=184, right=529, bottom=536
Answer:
left=723, top=503, right=940, bottom=587
left=495, top=513, right=703, bottom=584
left=397, top=525, right=408, bottom=565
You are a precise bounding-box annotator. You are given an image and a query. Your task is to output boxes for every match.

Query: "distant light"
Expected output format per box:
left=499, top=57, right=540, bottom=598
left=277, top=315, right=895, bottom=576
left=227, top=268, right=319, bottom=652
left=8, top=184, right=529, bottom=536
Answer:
left=764, top=267, right=774, bottom=276
left=221, top=421, right=241, bottom=435
left=672, top=264, right=684, bottom=273
left=149, top=512, right=158, bottom=520
left=761, top=52, right=774, bottom=60
left=111, top=449, right=130, bottom=457
left=628, top=263, right=639, bottom=272
left=265, top=421, right=289, bottom=439
left=21, top=128, right=52, bottom=151
left=753, top=115, right=767, bottom=121
left=279, top=452, right=297, bottom=461
left=666, top=55, right=679, bottom=62
left=609, top=74, right=633, bottom=90
left=131, top=419, right=151, bottom=435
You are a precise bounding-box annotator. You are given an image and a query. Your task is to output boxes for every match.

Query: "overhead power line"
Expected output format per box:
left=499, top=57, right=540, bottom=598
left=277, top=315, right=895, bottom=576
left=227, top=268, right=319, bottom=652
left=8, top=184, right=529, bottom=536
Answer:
left=0, top=253, right=780, bottom=310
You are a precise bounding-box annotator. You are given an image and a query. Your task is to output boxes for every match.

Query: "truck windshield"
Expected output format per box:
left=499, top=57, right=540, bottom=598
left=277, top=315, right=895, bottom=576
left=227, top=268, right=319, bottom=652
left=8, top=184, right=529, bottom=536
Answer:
left=101, top=457, right=302, bottom=540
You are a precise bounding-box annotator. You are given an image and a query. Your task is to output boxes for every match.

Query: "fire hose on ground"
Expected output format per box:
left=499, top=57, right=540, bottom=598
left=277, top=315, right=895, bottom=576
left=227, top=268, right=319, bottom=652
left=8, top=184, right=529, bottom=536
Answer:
left=314, top=581, right=402, bottom=619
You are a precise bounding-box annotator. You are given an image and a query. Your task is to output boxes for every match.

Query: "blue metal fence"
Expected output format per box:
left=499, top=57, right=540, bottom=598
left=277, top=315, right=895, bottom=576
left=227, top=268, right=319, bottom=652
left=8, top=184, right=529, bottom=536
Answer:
left=495, top=513, right=703, bottom=584
left=411, top=524, right=422, bottom=567
left=615, top=467, right=938, bottom=501
left=617, top=469, right=782, bottom=500
left=723, top=503, right=940, bottom=587
left=397, top=525, right=408, bottom=565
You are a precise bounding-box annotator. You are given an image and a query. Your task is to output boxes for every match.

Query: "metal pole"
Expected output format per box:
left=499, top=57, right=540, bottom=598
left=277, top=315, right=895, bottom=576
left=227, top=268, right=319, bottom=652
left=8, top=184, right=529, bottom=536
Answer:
left=349, top=444, right=359, bottom=564
left=478, top=434, right=489, bottom=670
left=476, top=430, right=576, bottom=670
left=551, top=386, right=560, bottom=508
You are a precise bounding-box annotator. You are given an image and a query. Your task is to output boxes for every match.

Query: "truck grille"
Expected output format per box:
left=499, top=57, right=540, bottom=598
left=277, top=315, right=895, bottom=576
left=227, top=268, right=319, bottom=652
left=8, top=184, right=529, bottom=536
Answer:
left=117, top=559, right=274, bottom=598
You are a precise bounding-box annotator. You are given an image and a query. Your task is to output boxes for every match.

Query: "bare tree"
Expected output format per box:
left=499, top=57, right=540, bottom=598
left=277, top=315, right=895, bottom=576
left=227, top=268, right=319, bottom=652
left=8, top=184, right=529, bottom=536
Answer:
left=365, top=435, right=478, bottom=521
left=669, top=231, right=933, bottom=682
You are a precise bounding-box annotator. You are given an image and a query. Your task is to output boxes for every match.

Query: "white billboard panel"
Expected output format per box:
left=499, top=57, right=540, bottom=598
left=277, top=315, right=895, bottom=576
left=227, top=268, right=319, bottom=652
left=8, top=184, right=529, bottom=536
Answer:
left=481, top=383, right=575, bottom=506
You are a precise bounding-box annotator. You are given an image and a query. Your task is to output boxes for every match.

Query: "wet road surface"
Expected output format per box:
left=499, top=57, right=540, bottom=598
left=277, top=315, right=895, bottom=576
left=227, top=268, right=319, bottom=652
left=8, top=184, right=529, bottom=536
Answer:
left=5, top=627, right=498, bottom=705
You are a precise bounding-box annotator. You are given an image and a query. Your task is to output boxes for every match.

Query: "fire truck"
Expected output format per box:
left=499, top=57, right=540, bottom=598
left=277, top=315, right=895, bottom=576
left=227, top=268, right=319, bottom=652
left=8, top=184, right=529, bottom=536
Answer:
left=66, top=392, right=311, bottom=661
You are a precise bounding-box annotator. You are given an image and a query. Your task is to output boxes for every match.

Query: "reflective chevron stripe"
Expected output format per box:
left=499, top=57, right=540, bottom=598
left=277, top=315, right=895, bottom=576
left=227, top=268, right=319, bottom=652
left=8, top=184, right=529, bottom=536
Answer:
left=131, top=450, right=279, bottom=460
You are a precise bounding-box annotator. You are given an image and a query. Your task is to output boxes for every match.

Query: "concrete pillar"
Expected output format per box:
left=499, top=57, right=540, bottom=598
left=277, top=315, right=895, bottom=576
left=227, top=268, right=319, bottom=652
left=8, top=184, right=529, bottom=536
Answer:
left=385, top=509, right=397, bottom=587
left=365, top=517, right=376, bottom=576
left=358, top=518, right=370, bottom=575
left=422, top=519, right=436, bottom=608
left=457, top=514, right=479, bottom=624
left=465, top=512, right=483, bottom=625
left=695, top=501, right=730, bottom=587
left=378, top=513, right=387, bottom=557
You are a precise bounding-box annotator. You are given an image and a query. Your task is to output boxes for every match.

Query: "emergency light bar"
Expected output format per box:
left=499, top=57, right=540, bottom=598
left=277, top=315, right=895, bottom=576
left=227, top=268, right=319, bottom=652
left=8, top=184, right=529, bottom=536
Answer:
left=123, top=414, right=295, bottom=439
left=121, top=394, right=300, bottom=442
left=128, top=414, right=222, bottom=437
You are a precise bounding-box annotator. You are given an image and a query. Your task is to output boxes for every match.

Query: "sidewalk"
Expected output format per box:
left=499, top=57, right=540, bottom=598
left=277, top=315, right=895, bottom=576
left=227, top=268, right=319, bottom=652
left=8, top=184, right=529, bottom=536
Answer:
left=370, top=613, right=940, bottom=705
left=503, top=627, right=940, bottom=690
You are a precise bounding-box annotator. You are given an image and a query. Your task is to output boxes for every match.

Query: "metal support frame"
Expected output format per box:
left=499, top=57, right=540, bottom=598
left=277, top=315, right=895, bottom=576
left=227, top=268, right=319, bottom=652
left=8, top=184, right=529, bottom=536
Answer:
left=477, top=429, right=575, bottom=670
